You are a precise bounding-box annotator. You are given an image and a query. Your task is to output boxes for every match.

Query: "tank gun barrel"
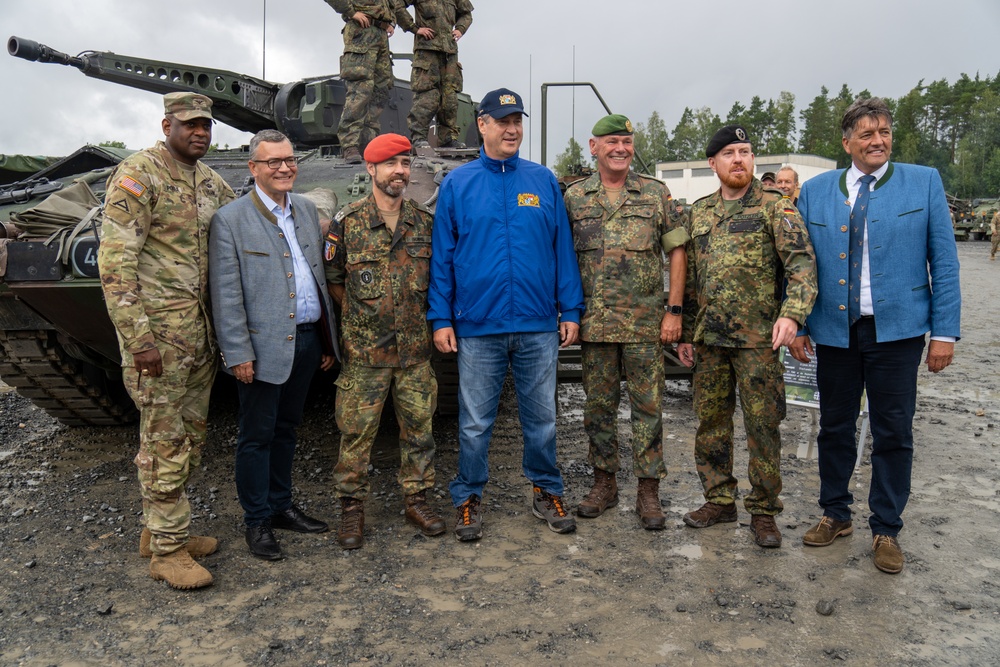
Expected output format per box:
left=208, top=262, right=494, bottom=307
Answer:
left=8, top=36, right=280, bottom=136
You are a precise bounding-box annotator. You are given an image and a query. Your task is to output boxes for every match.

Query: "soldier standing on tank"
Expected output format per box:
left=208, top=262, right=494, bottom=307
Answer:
left=564, top=114, right=689, bottom=530
left=394, top=0, right=473, bottom=150
left=676, top=126, right=817, bottom=549
left=325, top=0, right=401, bottom=164
left=97, top=92, right=235, bottom=590
left=324, top=133, right=446, bottom=549
left=991, top=209, right=999, bottom=260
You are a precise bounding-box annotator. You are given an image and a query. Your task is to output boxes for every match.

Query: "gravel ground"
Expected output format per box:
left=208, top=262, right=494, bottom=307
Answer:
left=1, top=242, right=998, bottom=666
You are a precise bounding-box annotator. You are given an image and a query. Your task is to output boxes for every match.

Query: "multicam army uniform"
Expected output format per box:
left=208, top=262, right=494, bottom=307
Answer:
left=565, top=172, right=689, bottom=478
left=325, top=195, right=437, bottom=499
left=97, top=140, right=235, bottom=555
left=991, top=211, right=999, bottom=259
left=681, top=178, right=816, bottom=515
left=395, top=0, right=474, bottom=145
left=326, top=0, right=401, bottom=152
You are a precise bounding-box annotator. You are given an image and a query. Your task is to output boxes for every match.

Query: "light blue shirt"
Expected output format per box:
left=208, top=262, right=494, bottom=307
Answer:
left=255, top=185, right=321, bottom=324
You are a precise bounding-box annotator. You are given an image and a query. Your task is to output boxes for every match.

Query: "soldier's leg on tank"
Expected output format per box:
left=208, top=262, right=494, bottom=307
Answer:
left=124, top=345, right=196, bottom=556
left=333, top=365, right=392, bottom=499
left=581, top=341, right=623, bottom=474
left=363, top=33, right=393, bottom=150
left=734, top=347, right=785, bottom=515
left=437, top=54, right=462, bottom=145
left=622, top=342, right=667, bottom=479
left=692, top=345, right=739, bottom=503
left=407, top=51, right=440, bottom=144
left=391, top=361, right=438, bottom=495
left=337, top=24, right=380, bottom=151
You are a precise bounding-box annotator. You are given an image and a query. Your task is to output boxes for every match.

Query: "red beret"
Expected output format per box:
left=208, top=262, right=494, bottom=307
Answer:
left=363, top=133, right=412, bottom=163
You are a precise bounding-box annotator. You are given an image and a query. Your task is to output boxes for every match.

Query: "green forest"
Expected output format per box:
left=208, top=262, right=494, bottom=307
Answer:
left=555, top=71, right=1000, bottom=198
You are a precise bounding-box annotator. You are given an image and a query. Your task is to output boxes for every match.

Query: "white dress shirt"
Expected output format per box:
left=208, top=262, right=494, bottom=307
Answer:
left=255, top=185, right=321, bottom=324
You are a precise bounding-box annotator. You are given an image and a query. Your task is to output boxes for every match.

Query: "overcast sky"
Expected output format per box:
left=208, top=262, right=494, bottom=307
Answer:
left=2, top=0, right=998, bottom=168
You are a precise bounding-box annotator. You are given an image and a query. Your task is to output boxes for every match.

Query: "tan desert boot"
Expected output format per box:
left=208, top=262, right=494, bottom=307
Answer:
left=149, top=549, right=214, bottom=590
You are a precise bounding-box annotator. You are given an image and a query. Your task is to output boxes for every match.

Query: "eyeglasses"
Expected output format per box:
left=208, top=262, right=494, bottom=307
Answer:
left=252, top=156, right=298, bottom=169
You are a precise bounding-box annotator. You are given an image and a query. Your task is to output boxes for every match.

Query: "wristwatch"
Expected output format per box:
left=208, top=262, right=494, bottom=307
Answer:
left=667, top=304, right=683, bottom=315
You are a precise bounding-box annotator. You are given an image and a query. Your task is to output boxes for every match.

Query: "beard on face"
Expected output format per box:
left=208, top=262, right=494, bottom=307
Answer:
left=375, top=172, right=407, bottom=198
left=719, top=169, right=752, bottom=190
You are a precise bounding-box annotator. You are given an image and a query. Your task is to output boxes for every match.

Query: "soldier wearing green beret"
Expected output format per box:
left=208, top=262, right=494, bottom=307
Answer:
left=98, top=92, right=235, bottom=589
left=564, top=114, right=689, bottom=530
left=676, top=126, right=817, bottom=549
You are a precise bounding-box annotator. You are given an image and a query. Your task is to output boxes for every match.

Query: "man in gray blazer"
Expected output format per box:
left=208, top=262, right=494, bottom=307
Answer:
left=210, top=129, right=340, bottom=560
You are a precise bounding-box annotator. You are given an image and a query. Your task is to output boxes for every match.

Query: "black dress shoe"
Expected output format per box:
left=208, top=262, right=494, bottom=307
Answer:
left=245, top=523, right=284, bottom=561
left=270, top=505, right=329, bottom=533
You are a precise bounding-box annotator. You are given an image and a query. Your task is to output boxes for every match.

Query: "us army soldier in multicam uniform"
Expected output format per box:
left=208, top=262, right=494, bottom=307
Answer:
left=325, top=0, right=402, bottom=164
left=677, top=125, right=816, bottom=549
left=324, top=133, right=446, bottom=549
left=565, top=114, right=689, bottom=531
left=394, top=0, right=474, bottom=149
left=98, top=92, right=235, bottom=589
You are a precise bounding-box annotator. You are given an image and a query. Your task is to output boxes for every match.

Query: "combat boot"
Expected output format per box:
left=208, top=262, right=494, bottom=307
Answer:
left=342, top=147, right=362, bottom=164
left=577, top=468, right=619, bottom=518
left=404, top=490, right=447, bottom=536
left=337, top=497, right=365, bottom=549
left=139, top=528, right=218, bottom=559
left=149, top=549, right=213, bottom=590
left=635, top=478, right=666, bottom=530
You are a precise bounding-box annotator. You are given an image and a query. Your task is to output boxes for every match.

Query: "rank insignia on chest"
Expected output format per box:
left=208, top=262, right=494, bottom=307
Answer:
left=117, top=176, right=146, bottom=198
left=518, top=193, right=540, bottom=207
left=360, top=269, right=374, bottom=284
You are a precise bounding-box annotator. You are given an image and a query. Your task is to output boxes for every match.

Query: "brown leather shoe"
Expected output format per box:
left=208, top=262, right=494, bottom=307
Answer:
left=404, top=491, right=446, bottom=537
left=872, top=534, right=904, bottom=574
left=577, top=468, right=619, bottom=518
left=635, top=478, right=666, bottom=530
left=337, top=497, right=365, bottom=550
left=140, top=528, right=218, bottom=558
left=750, top=514, right=782, bottom=548
left=683, top=501, right=737, bottom=528
left=149, top=549, right=213, bottom=590
left=803, top=516, right=854, bottom=547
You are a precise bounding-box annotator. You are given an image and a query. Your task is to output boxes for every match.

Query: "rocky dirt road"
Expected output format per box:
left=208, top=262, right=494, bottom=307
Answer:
left=1, top=242, right=997, bottom=666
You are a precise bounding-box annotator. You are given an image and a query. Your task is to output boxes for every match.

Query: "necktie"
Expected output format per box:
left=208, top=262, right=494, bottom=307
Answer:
left=849, top=174, right=876, bottom=325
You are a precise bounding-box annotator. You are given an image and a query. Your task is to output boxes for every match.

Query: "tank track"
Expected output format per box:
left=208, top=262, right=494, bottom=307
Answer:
left=0, top=329, right=137, bottom=426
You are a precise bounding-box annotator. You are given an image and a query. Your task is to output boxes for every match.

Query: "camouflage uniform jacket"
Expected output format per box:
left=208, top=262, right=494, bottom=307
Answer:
left=681, top=179, right=816, bottom=348
left=325, top=195, right=434, bottom=368
left=325, top=0, right=400, bottom=24
left=98, top=141, right=235, bottom=360
left=395, top=0, right=474, bottom=54
left=565, top=172, right=689, bottom=343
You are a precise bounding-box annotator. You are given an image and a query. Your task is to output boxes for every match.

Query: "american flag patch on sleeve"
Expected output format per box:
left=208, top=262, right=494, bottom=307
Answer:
left=118, top=176, right=147, bottom=198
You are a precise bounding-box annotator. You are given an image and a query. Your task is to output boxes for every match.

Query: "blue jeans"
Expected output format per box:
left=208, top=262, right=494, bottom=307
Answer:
left=449, top=332, right=563, bottom=506
left=815, top=317, right=925, bottom=536
left=235, top=325, right=321, bottom=526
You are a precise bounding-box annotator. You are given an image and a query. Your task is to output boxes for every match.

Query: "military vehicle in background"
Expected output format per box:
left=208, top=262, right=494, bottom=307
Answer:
left=949, top=194, right=998, bottom=241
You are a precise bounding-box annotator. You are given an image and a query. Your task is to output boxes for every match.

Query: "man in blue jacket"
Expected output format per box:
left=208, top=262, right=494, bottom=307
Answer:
left=790, top=97, right=961, bottom=574
left=428, top=87, right=585, bottom=542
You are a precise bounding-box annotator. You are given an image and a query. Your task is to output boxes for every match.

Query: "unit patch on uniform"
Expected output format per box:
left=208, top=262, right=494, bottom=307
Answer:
left=324, top=232, right=340, bottom=262
left=360, top=269, right=373, bottom=284
left=110, top=198, right=131, bottom=214
left=117, top=176, right=146, bottom=198
left=518, top=193, right=540, bottom=207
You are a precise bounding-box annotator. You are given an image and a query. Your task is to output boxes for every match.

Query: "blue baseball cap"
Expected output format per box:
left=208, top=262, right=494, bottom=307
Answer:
left=477, top=88, right=528, bottom=119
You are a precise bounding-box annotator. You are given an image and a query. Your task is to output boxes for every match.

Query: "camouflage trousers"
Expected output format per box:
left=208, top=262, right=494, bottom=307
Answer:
left=582, top=341, right=666, bottom=479
left=692, top=344, right=785, bottom=515
left=408, top=50, right=463, bottom=144
left=338, top=22, right=392, bottom=151
left=334, top=361, right=437, bottom=499
left=992, top=232, right=999, bottom=258
left=122, top=341, right=215, bottom=555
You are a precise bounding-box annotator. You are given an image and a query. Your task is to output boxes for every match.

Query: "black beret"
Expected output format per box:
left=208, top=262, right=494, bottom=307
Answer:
left=705, top=125, right=751, bottom=158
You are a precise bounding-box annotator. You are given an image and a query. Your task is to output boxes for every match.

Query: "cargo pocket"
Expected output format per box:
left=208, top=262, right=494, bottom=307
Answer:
left=340, top=51, right=370, bottom=82
left=348, top=254, right=384, bottom=301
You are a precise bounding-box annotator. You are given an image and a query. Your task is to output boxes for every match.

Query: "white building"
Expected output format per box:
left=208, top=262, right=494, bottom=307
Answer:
left=654, top=153, right=838, bottom=203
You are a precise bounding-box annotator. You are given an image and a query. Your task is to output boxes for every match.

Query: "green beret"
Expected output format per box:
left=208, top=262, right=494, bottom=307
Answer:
left=705, top=125, right=751, bottom=158
left=592, top=114, right=634, bottom=137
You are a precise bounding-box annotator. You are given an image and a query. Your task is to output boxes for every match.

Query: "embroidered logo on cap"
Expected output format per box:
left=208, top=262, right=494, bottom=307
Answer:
left=625, top=119, right=633, bottom=133
left=518, top=193, right=540, bottom=207
left=735, top=128, right=747, bottom=141
left=499, top=94, right=517, bottom=106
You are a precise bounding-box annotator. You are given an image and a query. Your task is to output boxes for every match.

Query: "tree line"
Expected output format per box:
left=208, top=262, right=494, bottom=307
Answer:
left=555, top=71, right=1000, bottom=198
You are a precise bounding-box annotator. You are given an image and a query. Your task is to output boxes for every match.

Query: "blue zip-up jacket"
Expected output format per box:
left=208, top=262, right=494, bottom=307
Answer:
left=428, top=147, right=584, bottom=337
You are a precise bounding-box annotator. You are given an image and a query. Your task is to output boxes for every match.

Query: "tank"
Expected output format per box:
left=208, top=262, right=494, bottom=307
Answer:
left=948, top=194, right=998, bottom=241
left=1, top=37, right=483, bottom=426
